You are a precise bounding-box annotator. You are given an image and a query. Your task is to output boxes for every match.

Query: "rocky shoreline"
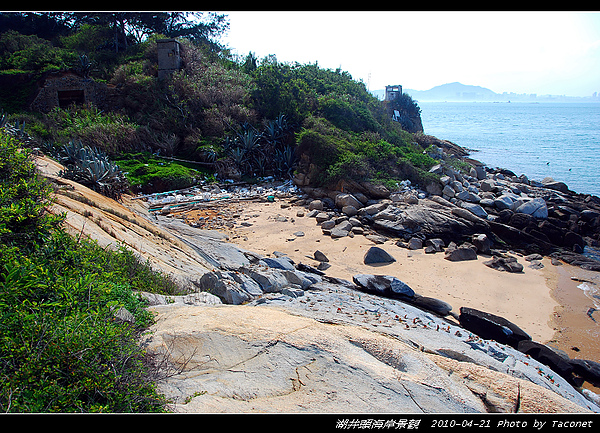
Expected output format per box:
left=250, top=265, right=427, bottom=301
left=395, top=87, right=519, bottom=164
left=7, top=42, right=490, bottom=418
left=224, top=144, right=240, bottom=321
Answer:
left=141, top=165, right=600, bottom=412
left=35, top=144, right=600, bottom=413
left=296, top=158, right=600, bottom=273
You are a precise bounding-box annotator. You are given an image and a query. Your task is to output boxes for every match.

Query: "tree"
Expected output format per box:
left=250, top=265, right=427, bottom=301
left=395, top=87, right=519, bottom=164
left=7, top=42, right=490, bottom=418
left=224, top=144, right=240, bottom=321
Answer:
left=65, top=12, right=229, bottom=52
left=0, top=12, right=72, bottom=42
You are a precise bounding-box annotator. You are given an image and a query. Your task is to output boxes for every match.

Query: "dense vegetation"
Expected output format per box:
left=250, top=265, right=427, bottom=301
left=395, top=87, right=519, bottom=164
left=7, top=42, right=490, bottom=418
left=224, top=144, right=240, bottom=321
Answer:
left=0, top=12, right=435, bottom=413
left=0, top=129, right=180, bottom=412
left=0, top=12, right=430, bottom=194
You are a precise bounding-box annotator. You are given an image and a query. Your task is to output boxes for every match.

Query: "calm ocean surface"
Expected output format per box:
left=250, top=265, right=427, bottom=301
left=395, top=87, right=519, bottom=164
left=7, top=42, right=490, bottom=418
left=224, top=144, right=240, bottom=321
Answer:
left=418, top=102, right=600, bottom=197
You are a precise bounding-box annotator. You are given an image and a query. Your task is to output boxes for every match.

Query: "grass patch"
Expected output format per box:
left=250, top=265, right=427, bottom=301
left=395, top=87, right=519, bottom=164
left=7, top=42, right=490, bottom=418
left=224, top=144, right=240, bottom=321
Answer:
left=115, top=152, right=213, bottom=194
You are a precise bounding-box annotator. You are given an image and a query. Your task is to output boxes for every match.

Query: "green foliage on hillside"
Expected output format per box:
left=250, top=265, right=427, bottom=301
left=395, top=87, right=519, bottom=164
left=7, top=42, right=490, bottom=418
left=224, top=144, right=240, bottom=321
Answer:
left=0, top=12, right=432, bottom=194
left=0, top=132, right=174, bottom=412
left=295, top=115, right=436, bottom=188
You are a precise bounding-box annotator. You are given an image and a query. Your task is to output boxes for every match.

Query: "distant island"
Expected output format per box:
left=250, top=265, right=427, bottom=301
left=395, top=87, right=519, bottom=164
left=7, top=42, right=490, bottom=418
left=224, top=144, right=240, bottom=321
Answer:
left=371, top=82, right=600, bottom=103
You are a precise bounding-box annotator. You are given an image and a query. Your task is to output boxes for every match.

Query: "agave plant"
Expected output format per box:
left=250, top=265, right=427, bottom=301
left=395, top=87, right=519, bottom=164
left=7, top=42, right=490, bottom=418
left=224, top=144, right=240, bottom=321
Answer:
left=274, top=145, right=296, bottom=178
left=0, top=111, right=32, bottom=146
left=228, top=146, right=246, bottom=166
left=59, top=140, right=129, bottom=200
left=262, top=119, right=283, bottom=146
left=200, top=146, right=218, bottom=163
left=262, top=113, right=290, bottom=148
left=235, top=129, right=261, bottom=154
left=253, top=154, right=269, bottom=176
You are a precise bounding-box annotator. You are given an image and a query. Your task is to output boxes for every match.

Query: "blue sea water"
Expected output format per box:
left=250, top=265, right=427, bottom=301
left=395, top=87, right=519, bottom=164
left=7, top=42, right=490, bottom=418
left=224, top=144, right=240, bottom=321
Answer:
left=418, top=101, right=600, bottom=197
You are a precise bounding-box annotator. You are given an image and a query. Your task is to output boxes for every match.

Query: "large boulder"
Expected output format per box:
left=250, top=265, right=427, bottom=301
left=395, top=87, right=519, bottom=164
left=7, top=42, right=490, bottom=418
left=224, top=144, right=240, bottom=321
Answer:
left=517, top=341, right=582, bottom=387
left=408, top=237, right=423, bottom=250
left=460, top=202, right=488, bottom=219
left=570, top=359, right=600, bottom=388
left=483, top=256, right=524, bottom=273
left=425, top=238, right=445, bottom=252
left=516, top=198, right=548, bottom=219
left=445, top=243, right=478, bottom=262
left=335, top=193, right=363, bottom=210
left=341, top=205, right=358, bottom=217
left=314, top=250, right=329, bottom=262
left=456, top=190, right=481, bottom=203
left=442, top=184, right=456, bottom=198
left=260, top=256, right=296, bottom=271
left=542, top=179, right=571, bottom=194
left=330, top=227, right=350, bottom=238
left=199, top=271, right=258, bottom=305
left=374, top=204, right=487, bottom=242
left=494, top=194, right=519, bottom=210
left=352, top=274, right=415, bottom=299
left=308, top=200, right=324, bottom=211
left=408, top=294, right=453, bottom=317
left=472, top=233, right=491, bottom=255
left=480, top=179, right=496, bottom=192
left=459, top=307, right=531, bottom=349
left=363, top=246, right=396, bottom=265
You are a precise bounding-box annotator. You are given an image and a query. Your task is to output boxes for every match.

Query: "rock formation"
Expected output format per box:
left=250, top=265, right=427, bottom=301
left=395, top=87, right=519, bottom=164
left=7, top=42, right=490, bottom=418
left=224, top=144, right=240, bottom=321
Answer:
left=34, top=153, right=600, bottom=414
left=143, top=283, right=599, bottom=413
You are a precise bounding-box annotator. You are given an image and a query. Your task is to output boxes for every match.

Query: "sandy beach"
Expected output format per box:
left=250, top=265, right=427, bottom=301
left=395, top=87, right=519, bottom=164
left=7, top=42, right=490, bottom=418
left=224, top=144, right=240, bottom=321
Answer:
left=176, top=195, right=600, bottom=393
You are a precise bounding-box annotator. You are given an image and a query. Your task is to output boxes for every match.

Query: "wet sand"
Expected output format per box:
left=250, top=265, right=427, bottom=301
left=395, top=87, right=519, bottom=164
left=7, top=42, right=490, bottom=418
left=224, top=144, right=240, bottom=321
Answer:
left=547, top=264, right=600, bottom=393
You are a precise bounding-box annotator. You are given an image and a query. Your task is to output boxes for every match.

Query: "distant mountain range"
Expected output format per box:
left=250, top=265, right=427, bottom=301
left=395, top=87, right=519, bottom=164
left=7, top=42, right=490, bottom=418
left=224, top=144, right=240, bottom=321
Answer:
left=404, top=82, right=499, bottom=101
left=371, top=82, right=599, bottom=103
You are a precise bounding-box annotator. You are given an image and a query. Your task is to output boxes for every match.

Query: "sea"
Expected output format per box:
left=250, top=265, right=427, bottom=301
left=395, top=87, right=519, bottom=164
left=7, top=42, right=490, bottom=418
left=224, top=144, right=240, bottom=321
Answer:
left=418, top=101, right=600, bottom=198
left=419, top=101, right=600, bottom=305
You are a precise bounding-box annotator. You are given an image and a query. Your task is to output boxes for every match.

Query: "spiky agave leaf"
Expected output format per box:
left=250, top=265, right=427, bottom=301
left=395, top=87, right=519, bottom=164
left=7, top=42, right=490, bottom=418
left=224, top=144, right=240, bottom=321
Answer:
left=59, top=142, right=128, bottom=200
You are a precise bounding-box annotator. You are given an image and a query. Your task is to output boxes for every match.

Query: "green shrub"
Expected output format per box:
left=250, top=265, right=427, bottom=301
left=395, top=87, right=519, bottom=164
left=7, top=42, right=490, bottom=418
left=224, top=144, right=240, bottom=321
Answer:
left=0, top=131, right=171, bottom=412
left=0, top=133, right=61, bottom=255
left=0, top=30, right=78, bottom=73
left=45, top=106, right=143, bottom=156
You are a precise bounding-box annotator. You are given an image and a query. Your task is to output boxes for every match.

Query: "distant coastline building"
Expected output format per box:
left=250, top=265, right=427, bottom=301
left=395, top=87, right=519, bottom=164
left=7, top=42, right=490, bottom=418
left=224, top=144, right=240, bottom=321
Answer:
left=385, top=85, right=402, bottom=101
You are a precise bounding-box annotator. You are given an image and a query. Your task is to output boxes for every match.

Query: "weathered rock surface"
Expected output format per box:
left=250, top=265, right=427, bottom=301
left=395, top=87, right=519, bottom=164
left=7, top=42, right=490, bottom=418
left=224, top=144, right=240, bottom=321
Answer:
left=143, top=284, right=599, bottom=413
left=36, top=155, right=214, bottom=292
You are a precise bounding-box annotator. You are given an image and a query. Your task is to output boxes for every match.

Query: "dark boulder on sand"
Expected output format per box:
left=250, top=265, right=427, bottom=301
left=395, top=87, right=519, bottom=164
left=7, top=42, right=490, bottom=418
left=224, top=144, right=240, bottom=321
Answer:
left=517, top=340, right=582, bottom=387
left=352, top=274, right=415, bottom=299
left=363, top=246, right=396, bottom=265
left=569, top=359, right=600, bottom=388
left=458, top=307, right=531, bottom=350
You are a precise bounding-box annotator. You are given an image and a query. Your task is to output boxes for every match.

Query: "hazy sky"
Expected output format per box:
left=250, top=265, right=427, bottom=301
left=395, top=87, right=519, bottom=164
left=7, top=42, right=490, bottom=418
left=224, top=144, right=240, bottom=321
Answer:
left=220, top=11, right=600, bottom=97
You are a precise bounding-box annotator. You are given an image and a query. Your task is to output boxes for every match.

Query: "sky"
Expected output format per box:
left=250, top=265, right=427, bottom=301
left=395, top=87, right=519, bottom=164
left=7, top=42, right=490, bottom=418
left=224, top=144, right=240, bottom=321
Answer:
left=219, top=11, right=600, bottom=97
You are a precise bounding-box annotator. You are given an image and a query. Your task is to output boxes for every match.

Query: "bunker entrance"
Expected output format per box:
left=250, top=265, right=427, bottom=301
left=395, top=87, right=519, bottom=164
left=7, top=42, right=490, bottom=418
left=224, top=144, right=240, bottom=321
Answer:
left=58, top=89, right=85, bottom=108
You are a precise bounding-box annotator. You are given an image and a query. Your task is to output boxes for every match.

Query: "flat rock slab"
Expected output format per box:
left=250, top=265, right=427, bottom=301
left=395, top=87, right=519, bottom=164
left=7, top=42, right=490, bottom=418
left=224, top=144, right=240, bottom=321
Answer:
left=144, top=284, right=599, bottom=414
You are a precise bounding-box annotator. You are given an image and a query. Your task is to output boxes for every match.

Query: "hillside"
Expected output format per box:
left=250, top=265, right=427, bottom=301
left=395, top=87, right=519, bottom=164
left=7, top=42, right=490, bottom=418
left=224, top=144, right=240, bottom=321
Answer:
left=0, top=12, right=430, bottom=198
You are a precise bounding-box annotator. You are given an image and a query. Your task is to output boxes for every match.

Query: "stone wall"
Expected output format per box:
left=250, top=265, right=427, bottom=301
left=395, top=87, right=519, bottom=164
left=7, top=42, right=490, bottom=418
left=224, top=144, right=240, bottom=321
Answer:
left=30, top=71, right=109, bottom=113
